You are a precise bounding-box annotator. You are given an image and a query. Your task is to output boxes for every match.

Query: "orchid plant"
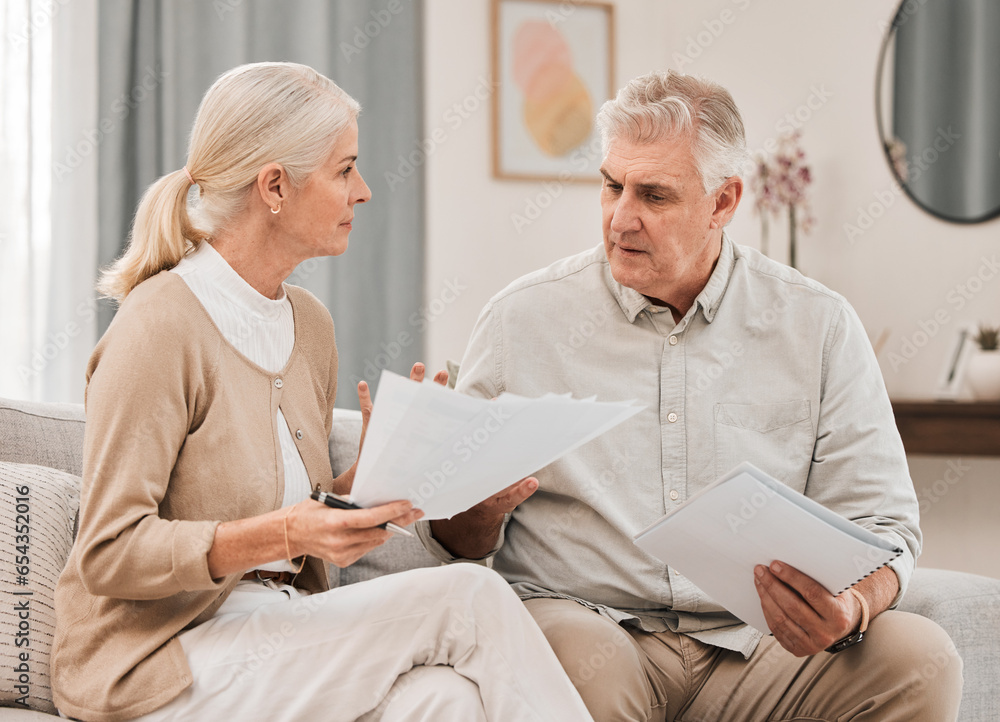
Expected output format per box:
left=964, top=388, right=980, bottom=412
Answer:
left=751, top=132, right=815, bottom=269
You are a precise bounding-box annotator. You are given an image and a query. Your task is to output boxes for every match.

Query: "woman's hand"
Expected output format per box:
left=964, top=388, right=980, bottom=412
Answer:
left=357, top=362, right=449, bottom=451
left=335, top=362, right=449, bottom=495
left=287, top=498, right=424, bottom=568
left=207, top=499, right=425, bottom=577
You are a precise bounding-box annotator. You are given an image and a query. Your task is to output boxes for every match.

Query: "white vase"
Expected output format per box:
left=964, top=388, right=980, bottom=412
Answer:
left=965, top=350, right=1000, bottom=401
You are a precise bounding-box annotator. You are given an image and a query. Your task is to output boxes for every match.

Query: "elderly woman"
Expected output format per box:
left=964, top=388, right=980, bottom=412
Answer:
left=51, top=62, right=592, bottom=722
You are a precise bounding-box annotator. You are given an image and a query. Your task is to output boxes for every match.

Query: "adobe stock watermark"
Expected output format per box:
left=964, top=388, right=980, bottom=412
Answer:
left=364, top=608, right=477, bottom=714
left=411, top=406, right=512, bottom=508
left=876, top=0, right=930, bottom=33
left=725, top=482, right=777, bottom=534
left=672, top=0, right=753, bottom=70
left=348, top=277, right=468, bottom=387
left=509, top=135, right=603, bottom=234
left=542, top=0, right=590, bottom=26
left=232, top=591, right=330, bottom=685
left=575, top=631, right=631, bottom=686
left=740, top=84, right=834, bottom=180
left=53, top=64, right=169, bottom=182
left=900, top=638, right=960, bottom=702
left=339, top=0, right=413, bottom=63
left=843, top=126, right=961, bottom=244
left=16, top=297, right=99, bottom=384
left=5, top=0, right=70, bottom=48
left=542, top=447, right=629, bottom=544
left=691, top=295, right=787, bottom=397
left=554, top=299, right=616, bottom=360
left=691, top=341, right=745, bottom=396
left=385, top=75, right=498, bottom=192
left=917, top=459, right=971, bottom=515
left=213, top=0, right=246, bottom=20
left=885, top=254, right=999, bottom=372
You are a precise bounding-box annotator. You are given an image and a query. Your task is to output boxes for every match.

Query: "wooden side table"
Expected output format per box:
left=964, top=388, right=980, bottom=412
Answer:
left=891, top=401, right=1000, bottom=456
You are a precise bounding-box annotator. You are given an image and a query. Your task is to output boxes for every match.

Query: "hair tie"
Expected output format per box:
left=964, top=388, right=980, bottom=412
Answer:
left=183, top=167, right=195, bottom=185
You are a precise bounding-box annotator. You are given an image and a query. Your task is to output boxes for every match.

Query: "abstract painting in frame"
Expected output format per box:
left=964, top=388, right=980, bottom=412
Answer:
left=492, top=0, right=615, bottom=182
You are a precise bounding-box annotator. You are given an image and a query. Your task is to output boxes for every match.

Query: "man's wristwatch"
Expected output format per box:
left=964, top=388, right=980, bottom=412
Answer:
left=825, top=588, right=870, bottom=653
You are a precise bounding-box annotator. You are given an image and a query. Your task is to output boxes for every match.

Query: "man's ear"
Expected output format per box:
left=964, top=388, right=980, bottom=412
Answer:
left=256, top=163, right=287, bottom=212
left=709, top=176, right=744, bottom=229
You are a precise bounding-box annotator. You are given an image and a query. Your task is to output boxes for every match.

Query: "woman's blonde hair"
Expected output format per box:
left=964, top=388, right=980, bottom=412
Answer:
left=98, top=62, right=360, bottom=302
left=596, top=70, right=748, bottom=193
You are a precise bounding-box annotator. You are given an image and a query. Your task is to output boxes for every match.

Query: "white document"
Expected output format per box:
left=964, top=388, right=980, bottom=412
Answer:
left=350, top=371, right=644, bottom=519
left=632, top=462, right=903, bottom=635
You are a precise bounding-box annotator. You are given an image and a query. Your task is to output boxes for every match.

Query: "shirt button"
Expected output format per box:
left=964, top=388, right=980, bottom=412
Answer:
left=669, top=490, right=679, bottom=501
left=667, top=412, right=678, bottom=423
left=274, top=378, right=283, bottom=389
left=295, top=430, right=303, bottom=440
left=668, top=335, right=678, bottom=346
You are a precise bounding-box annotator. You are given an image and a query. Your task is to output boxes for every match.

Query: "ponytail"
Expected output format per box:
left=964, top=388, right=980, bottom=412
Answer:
left=96, top=169, right=211, bottom=303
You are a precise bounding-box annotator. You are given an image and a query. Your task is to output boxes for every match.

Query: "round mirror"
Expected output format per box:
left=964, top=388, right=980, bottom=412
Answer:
left=876, top=0, right=1000, bottom=223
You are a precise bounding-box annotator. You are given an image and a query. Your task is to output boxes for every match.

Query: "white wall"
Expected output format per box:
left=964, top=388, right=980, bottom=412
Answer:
left=423, top=0, right=999, bottom=576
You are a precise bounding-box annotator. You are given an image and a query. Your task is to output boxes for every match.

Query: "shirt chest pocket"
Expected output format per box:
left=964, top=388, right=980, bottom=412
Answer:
left=714, top=400, right=814, bottom=489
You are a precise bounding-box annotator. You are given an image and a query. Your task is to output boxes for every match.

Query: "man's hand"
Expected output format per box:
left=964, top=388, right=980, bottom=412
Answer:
left=754, top=561, right=899, bottom=657
left=430, top=476, right=539, bottom=559
left=753, top=561, right=862, bottom=657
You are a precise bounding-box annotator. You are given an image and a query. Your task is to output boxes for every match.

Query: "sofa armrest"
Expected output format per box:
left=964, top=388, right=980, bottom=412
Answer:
left=899, top=567, right=1000, bottom=722
left=0, top=398, right=85, bottom=477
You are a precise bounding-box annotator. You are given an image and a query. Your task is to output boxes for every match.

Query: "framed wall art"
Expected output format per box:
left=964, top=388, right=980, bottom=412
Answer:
left=492, top=0, right=615, bottom=182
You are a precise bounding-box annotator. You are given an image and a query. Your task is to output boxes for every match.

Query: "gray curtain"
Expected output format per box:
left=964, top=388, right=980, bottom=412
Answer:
left=892, top=0, right=1000, bottom=221
left=98, top=0, right=424, bottom=407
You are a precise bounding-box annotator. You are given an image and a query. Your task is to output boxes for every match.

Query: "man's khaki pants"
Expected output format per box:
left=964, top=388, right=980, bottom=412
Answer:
left=526, top=598, right=963, bottom=722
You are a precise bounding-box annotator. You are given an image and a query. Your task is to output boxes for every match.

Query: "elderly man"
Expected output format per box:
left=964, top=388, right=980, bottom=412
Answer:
left=417, top=71, right=962, bottom=720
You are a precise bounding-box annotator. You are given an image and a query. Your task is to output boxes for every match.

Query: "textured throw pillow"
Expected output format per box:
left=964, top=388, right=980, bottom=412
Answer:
left=0, top=462, right=80, bottom=713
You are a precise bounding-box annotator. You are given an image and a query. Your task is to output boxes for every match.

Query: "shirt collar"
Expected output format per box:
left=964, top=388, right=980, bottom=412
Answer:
left=695, top=231, right=736, bottom=323
left=187, top=241, right=289, bottom=320
left=604, top=232, right=737, bottom=325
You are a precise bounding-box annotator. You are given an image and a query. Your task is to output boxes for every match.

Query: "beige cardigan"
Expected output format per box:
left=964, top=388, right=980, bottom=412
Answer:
left=52, top=273, right=341, bottom=721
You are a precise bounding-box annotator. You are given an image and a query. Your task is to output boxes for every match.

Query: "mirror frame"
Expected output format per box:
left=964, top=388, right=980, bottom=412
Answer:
left=875, top=0, right=1000, bottom=225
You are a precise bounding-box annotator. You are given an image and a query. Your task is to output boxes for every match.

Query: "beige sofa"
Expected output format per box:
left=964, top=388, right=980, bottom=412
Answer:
left=1, top=396, right=997, bottom=720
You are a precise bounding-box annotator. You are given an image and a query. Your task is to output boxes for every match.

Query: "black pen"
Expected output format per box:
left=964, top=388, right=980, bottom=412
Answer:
left=310, top=489, right=414, bottom=537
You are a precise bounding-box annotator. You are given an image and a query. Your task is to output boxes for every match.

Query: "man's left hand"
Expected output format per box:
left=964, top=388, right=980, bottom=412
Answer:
left=754, top=561, right=862, bottom=657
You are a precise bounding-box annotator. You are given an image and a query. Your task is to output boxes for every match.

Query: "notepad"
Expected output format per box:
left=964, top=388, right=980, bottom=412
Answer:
left=632, top=462, right=903, bottom=634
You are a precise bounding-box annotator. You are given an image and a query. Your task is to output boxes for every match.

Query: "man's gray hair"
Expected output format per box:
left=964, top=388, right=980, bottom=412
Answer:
left=596, top=71, right=749, bottom=193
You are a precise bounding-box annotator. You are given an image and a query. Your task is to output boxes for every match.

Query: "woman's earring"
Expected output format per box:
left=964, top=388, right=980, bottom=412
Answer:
left=271, top=205, right=281, bottom=214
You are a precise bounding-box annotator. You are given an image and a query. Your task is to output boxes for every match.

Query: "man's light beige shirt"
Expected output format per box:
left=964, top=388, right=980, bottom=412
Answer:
left=419, top=235, right=919, bottom=658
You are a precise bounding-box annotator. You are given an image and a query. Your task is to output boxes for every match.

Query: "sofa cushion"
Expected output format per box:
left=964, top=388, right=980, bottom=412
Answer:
left=0, top=463, right=81, bottom=714
left=340, top=534, right=441, bottom=587
left=900, top=567, right=1000, bottom=722
left=0, top=399, right=85, bottom=478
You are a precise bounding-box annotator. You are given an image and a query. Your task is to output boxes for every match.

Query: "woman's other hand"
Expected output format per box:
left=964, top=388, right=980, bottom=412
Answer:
left=337, top=362, right=450, bottom=495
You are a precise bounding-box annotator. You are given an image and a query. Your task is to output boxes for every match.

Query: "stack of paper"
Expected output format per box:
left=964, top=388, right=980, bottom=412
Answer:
left=633, top=462, right=903, bottom=634
left=349, top=371, right=643, bottom=519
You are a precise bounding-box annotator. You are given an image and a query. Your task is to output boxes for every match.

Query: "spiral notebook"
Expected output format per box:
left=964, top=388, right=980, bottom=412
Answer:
left=632, top=462, right=903, bottom=635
